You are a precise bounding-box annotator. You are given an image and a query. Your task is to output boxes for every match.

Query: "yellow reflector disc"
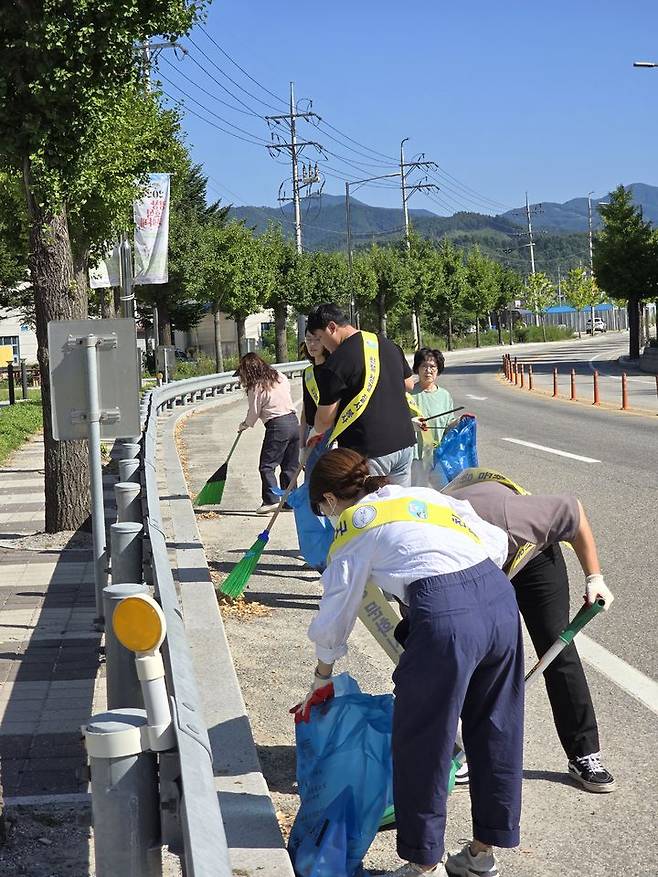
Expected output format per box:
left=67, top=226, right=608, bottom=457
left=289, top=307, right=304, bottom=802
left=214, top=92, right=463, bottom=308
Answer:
left=113, top=595, right=165, bottom=653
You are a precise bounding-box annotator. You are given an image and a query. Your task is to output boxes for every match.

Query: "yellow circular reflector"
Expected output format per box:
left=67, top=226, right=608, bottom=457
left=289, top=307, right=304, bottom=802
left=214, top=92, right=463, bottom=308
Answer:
left=113, top=594, right=166, bottom=653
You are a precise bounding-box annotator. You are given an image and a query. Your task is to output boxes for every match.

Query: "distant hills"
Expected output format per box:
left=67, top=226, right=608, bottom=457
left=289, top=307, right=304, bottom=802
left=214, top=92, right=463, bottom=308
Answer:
left=227, top=183, right=658, bottom=279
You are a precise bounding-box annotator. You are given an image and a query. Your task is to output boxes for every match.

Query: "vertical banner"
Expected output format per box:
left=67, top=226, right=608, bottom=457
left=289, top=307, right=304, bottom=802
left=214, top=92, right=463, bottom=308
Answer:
left=133, top=173, right=170, bottom=285
left=89, top=243, right=121, bottom=289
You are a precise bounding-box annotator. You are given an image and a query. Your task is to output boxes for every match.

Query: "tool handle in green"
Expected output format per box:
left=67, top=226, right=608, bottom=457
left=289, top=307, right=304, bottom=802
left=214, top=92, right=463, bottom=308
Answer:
left=225, top=430, right=242, bottom=463
left=559, top=599, right=605, bottom=646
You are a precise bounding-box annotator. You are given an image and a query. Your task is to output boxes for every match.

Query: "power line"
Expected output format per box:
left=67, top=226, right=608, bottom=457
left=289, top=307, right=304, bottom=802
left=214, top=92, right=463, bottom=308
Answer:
left=187, top=35, right=284, bottom=113
left=160, top=81, right=269, bottom=143
left=198, top=26, right=289, bottom=109
left=161, top=90, right=267, bottom=146
left=182, top=45, right=265, bottom=116
left=159, top=54, right=260, bottom=117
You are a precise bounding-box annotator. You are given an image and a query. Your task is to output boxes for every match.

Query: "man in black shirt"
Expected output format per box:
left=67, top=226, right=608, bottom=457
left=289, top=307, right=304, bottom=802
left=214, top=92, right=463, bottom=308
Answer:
left=306, top=303, right=416, bottom=485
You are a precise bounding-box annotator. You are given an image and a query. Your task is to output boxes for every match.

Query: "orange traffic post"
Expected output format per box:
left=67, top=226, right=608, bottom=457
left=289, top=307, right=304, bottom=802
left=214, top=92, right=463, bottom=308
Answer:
left=513, top=362, right=518, bottom=385
left=621, top=372, right=629, bottom=410
left=520, top=364, right=525, bottom=388
left=593, top=370, right=600, bottom=406
left=553, top=368, right=558, bottom=398
left=528, top=364, right=534, bottom=390
left=570, top=369, right=577, bottom=401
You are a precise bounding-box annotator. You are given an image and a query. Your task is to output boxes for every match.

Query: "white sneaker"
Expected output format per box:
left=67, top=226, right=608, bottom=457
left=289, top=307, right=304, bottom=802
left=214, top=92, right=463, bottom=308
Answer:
left=377, top=863, right=445, bottom=877
left=445, top=844, right=498, bottom=876
left=453, top=761, right=469, bottom=786
left=256, top=503, right=278, bottom=514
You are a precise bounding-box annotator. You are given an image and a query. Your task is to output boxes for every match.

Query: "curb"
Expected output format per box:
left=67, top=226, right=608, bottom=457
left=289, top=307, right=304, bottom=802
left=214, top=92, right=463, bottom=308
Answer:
left=160, top=394, right=295, bottom=877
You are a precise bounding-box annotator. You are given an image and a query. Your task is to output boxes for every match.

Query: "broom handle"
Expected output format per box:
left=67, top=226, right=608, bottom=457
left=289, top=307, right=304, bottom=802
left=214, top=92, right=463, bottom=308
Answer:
left=421, top=406, right=464, bottom=424
left=264, top=460, right=305, bottom=534
left=225, top=430, right=243, bottom=464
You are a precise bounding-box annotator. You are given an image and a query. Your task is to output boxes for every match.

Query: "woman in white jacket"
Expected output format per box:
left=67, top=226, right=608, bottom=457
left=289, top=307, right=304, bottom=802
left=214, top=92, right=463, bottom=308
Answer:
left=296, top=447, right=524, bottom=877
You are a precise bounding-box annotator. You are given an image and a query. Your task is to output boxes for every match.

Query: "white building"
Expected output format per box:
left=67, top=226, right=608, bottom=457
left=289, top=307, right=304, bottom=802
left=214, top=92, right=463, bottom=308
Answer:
left=0, top=308, right=38, bottom=364
left=175, top=309, right=273, bottom=360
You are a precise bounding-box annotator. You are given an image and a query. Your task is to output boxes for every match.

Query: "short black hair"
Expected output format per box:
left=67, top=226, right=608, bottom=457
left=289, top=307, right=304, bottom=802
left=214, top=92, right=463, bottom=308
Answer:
left=413, top=347, right=446, bottom=375
left=306, top=303, right=351, bottom=333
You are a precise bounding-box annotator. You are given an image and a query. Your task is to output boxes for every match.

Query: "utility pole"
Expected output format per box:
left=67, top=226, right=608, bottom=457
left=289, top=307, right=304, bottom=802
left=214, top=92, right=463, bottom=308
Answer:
left=587, top=191, right=597, bottom=335
left=266, top=83, right=324, bottom=343
left=511, top=194, right=543, bottom=326
left=400, top=139, right=440, bottom=347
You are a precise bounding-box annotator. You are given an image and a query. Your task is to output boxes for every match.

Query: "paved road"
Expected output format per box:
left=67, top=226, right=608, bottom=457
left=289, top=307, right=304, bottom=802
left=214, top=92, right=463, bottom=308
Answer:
left=180, top=335, right=658, bottom=876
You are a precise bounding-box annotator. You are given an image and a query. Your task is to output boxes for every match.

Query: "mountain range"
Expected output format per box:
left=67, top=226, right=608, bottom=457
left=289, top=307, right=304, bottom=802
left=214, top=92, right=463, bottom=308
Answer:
left=227, top=182, right=658, bottom=278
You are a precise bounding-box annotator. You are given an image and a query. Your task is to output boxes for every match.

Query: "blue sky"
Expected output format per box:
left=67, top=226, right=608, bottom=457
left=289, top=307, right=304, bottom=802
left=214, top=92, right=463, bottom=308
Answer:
left=157, top=1, right=658, bottom=215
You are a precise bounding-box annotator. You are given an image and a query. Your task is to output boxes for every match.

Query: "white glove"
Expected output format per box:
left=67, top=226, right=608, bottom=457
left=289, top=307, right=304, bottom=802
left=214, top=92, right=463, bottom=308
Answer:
left=585, top=574, right=614, bottom=610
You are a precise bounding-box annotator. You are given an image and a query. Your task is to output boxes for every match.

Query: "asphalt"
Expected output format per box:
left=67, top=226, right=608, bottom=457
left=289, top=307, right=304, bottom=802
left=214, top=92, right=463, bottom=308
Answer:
left=180, top=337, right=658, bottom=877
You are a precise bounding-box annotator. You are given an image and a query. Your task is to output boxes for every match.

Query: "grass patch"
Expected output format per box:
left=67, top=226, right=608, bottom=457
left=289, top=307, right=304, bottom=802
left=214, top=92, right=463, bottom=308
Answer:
left=0, top=399, right=43, bottom=465
left=0, top=384, right=41, bottom=402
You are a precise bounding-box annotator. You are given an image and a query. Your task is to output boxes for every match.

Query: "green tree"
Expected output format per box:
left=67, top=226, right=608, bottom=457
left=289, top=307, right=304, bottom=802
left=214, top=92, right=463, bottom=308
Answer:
left=562, top=268, right=600, bottom=339
left=593, top=184, right=658, bottom=358
left=362, top=244, right=410, bottom=336
left=1, top=0, right=204, bottom=531
left=525, top=271, right=556, bottom=341
left=262, top=223, right=310, bottom=362
left=307, top=250, right=350, bottom=312
left=435, top=239, right=468, bottom=350
left=463, top=247, right=498, bottom=347
left=491, top=262, right=524, bottom=343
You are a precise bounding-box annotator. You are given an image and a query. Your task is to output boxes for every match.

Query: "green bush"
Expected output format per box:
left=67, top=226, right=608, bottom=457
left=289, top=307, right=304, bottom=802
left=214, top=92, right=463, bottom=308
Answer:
left=0, top=400, right=43, bottom=465
left=412, top=324, right=571, bottom=353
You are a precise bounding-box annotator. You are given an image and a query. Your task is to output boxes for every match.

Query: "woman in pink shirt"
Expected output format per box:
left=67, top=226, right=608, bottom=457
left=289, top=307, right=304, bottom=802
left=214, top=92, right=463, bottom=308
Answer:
left=237, top=353, right=300, bottom=514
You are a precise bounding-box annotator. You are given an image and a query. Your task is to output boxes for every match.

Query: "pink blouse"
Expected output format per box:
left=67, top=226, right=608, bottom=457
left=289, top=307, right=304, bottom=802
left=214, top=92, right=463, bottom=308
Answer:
left=244, top=373, right=296, bottom=426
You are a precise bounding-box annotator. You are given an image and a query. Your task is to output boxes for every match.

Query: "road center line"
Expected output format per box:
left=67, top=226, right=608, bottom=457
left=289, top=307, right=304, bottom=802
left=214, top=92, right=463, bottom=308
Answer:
left=501, top=437, right=600, bottom=463
left=577, top=634, right=658, bottom=717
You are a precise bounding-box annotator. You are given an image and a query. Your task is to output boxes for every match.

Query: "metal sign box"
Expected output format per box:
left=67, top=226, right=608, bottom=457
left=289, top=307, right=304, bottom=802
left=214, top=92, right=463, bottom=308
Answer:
left=48, top=318, right=141, bottom=441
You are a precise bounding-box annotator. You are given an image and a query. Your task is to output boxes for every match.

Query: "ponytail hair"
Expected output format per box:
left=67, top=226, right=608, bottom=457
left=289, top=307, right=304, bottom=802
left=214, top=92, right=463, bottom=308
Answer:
left=308, top=448, right=388, bottom=507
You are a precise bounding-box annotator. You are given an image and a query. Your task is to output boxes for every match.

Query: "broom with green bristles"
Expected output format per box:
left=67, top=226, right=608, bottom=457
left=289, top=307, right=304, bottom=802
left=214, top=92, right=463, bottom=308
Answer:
left=195, top=431, right=243, bottom=506
left=220, top=459, right=305, bottom=598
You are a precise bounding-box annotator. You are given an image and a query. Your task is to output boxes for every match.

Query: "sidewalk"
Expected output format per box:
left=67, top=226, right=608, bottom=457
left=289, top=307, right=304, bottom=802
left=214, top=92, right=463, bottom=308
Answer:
left=0, top=435, right=106, bottom=875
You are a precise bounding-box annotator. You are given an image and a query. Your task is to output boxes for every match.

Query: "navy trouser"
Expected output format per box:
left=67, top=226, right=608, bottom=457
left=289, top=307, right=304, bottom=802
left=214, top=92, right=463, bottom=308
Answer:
left=392, top=560, right=524, bottom=866
left=259, top=413, right=300, bottom=505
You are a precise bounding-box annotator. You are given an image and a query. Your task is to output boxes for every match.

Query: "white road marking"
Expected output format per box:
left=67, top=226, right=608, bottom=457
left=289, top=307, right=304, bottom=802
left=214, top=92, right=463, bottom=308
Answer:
left=501, top=437, right=600, bottom=463
left=578, top=634, right=658, bottom=717
left=466, top=394, right=488, bottom=400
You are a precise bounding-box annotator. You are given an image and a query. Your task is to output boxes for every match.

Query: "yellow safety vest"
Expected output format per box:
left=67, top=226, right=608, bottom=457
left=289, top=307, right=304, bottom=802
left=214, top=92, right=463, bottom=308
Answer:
left=443, top=467, right=536, bottom=575
left=304, top=365, right=320, bottom=406
left=328, top=331, right=380, bottom=444
left=328, top=495, right=481, bottom=559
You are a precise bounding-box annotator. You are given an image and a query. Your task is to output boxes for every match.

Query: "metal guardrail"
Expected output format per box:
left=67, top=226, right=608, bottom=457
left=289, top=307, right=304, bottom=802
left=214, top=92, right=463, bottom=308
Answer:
left=141, top=361, right=306, bottom=876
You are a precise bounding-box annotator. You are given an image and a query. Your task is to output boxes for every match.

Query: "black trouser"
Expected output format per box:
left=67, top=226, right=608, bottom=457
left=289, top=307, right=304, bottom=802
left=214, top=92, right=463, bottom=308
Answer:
left=512, top=544, right=599, bottom=759
left=259, top=413, right=300, bottom=505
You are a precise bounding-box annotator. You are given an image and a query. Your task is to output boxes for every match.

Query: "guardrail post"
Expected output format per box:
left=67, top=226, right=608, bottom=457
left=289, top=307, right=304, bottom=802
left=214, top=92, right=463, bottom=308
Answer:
left=103, top=582, right=148, bottom=709
left=7, top=362, right=15, bottom=405
left=115, top=482, right=143, bottom=524
left=570, top=369, right=577, bottom=401
left=593, top=370, right=600, bottom=405
left=621, top=372, right=629, bottom=410
left=553, top=368, right=558, bottom=397
left=118, top=457, right=141, bottom=484
left=528, top=364, right=533, bottom=390
left=85, top=710, right=162, bottom=877
left=110, top=521, right=143, bottom=584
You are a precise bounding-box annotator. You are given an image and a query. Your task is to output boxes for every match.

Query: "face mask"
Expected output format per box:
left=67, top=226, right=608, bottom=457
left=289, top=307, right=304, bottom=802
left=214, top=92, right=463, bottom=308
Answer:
left=321, top=498, right=340, bottom=527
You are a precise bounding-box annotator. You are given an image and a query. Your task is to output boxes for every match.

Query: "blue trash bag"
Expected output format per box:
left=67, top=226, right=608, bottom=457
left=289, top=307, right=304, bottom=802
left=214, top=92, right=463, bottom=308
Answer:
left=433, top=414, right=478, bottom=483
left=287, top=480, right=334, bottom=571
left=288, top=673, right=394, bottom=877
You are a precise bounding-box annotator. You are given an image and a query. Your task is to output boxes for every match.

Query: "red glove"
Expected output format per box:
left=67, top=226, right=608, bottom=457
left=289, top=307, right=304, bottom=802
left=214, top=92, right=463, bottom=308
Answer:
left=290, top=681, right=334, bottom=724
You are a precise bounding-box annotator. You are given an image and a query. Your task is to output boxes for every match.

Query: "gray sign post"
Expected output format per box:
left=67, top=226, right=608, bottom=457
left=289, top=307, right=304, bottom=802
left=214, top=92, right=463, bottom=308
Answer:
left=48, top=319, right=140, bottom=623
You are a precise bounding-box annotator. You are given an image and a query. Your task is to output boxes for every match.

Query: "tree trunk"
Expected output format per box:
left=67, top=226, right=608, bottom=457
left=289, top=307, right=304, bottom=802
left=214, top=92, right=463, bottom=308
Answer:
left=236, top=315, right=247, bottom=358
left=541, top=317, right=547, bottom=342
left=274, top=301, right=288, bottom=363
left=475, top=317, right=481, bottom=348
left=497, top=311, right=503, bottom=345
left=487, top=313, right=493, bottom=330
left=447, top=315, right=453, bottom=351
left=378, top=293, right=387, bottom=336
left=23, top=164, right=89, bottom=533
left=212, top=306, right=224, bottom=373
left=159, top=300, right=173, bottom=346
left=98, top=288, right=115, bottom=319
left=628, top=296, right=641, bottom=359
left=73, top=248, right=90, bottom=308
left=414, top=309, right=422, bottom=349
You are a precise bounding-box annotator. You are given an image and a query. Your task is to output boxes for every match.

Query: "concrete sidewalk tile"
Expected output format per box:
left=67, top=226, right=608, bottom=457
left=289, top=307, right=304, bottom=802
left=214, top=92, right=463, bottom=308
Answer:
left=0, top=719, right=39, bottom=735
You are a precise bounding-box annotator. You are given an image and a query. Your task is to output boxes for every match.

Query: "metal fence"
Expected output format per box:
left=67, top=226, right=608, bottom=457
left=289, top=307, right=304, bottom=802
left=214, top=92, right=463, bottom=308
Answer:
left=141, top=361, right=306, bottom=875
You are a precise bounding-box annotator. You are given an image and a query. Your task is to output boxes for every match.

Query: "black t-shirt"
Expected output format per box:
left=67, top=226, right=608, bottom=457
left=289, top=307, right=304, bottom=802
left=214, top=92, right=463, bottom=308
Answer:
left=315, top=332, right=414, bottom=457
left=302, top=364, right=322, bottom=426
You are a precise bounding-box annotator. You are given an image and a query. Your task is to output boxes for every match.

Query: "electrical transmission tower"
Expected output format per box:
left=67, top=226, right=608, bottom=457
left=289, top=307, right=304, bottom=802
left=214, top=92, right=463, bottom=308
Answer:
left=400, top=138, right=440, bottom=347
left=265, top=82, right=325, bottom=341
left=510, top=193, right=543, bottom=325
